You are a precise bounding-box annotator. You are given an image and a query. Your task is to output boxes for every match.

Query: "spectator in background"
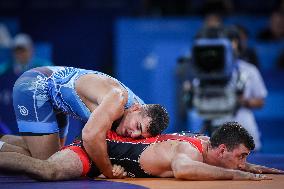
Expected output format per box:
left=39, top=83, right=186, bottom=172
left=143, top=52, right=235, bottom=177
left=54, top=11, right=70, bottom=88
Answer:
left=184, top=26, right=267, bottom=151
left=203, top=13, right=223, bottom=28
left=213, top=26, right=267, bottom=151
left=0, top=23, right=12, bottom=48
left=235, top=24, right=259, bottom=69
left=258, top=10, right=284, bottom=41
left=0, top=33, right=53, bottom=135
left=0, top=33, right=53, bottom=76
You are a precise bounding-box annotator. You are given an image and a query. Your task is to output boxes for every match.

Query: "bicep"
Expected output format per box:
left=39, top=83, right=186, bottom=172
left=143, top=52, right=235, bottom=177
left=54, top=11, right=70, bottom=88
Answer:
left=83, top=88, right=127, bottom=135
left=171, top=152, right=204, bottom=180
left=171, top=153, right=193, bottom=171
left=171, top=143, right=201, bottom=173
left=98, top=88, right=126, bottom=119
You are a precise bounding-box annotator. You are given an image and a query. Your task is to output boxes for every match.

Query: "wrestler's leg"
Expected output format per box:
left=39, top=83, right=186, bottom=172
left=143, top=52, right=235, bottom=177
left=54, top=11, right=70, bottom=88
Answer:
left=0, top=135, right=28, bottom=149
left=23, top=134, right=61, bottom=160
left=0, top=134, right=59, bottom=159
left=57, top=112, right=69, bottom=147
left=46, top=149, right=83, bottom=180
left=0, top=133, right=30, bottom=156
left=13, top=70, right=61, bottom=160
left=0, top=149, right=82, bottom=181
left=0, top=142, right=30, bottom=156
left=22, top=111, right=70, bottom=159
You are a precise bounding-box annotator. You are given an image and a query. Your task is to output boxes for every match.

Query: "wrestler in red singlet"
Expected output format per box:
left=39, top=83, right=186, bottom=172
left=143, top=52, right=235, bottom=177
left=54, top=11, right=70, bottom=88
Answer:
left=65, top=131, right=203, bottom=178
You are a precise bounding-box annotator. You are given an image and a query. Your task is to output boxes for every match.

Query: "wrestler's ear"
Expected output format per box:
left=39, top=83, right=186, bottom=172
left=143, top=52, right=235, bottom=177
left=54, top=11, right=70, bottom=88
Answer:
left=217, top=144, right=226, bottom=158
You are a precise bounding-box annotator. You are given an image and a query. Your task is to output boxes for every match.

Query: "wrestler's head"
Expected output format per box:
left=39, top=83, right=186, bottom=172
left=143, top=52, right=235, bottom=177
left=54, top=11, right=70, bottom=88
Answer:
left=206, top=121, right=255, bottom=170
left=115, top=103, right=169, bottom=138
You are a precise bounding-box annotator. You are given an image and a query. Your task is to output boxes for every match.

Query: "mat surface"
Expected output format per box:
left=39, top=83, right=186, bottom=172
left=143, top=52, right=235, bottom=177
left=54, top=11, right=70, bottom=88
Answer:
left=109, top=175, right=284, bottom=189
left=0, top=173, right=147, bottom=189
left=1, top=172, right=283, bottom=189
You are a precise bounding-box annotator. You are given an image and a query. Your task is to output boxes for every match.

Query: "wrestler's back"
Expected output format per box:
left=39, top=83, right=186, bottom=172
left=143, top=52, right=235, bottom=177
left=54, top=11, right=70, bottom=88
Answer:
left=139, top=140, right=203, bottom=178
left=44, top=66, right=143, bottom=122
left=75, top=73, right=127, bottom=112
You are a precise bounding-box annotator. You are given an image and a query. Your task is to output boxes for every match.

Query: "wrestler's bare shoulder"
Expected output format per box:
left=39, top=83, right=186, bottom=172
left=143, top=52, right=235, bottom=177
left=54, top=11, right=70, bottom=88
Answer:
left=141, top=140, right=202, bottom=164
left=75, top=73, right=127, bottom=106
left=139, top=140, right=202, bottom=177
left=76, top=73, right=122, bottom=90
left=174, top=141, right=203, bottom=162
left=139, top=141, right=179, bottom=177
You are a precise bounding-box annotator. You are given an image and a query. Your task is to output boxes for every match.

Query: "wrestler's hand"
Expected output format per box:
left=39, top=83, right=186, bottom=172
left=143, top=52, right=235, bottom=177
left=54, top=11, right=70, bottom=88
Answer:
left=112, top=164, right=127, bottom=179
left=242, top=164, right=284, bottom=174
left=233, top=170, right=272, bottom=181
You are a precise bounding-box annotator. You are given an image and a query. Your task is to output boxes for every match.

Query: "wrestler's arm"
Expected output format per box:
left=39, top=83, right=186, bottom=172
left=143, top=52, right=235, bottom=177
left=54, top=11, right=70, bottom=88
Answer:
left=82, top=88, right=126, bottom=179
left=239, top=97, right=265, bottom=109
left=171, top=144, right=270, bottom=181
left=242, top=162, right=284, bottom=174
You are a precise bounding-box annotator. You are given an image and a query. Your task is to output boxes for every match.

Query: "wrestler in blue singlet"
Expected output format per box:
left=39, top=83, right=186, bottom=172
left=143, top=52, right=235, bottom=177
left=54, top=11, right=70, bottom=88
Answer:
left=13, top=66, right=144, bottom=138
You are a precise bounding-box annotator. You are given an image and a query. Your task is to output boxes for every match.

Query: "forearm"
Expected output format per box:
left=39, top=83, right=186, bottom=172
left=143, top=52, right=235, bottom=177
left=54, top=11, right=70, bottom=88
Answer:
left=81, top=90, right=125, bottom=178
left=83, top=134, right=113, bottom=178
left=241, top=98, right=264, bottom=109
left=244, top=162, right=284, bottom=174
left=173, top=160, right=234, bottom=180
left=245, top=162, right=259, bottom=169
left=82, top=112, right=113, bottom=177
left=243, top=162, right=262, bottom=173
left=173, top=157, right=262, bottom=180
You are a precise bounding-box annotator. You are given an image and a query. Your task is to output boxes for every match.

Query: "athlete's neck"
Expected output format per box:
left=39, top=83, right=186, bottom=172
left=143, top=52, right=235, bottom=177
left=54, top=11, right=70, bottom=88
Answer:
left=201, top=141, right=210, bottom=163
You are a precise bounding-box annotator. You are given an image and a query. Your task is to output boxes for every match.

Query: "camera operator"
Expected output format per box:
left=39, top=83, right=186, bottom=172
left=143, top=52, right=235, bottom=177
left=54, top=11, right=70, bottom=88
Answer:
left=184, top=26, right=267, bottom=151
left=223, top=26, right=266, bottom=151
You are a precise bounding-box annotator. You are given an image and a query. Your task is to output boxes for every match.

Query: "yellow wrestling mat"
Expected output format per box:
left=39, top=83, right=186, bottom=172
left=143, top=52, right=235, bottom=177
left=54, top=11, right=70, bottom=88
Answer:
left=107, top=175, right=284, bottom=189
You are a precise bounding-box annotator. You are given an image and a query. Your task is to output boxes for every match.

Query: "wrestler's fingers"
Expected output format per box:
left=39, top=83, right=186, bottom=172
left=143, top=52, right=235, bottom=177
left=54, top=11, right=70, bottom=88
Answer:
left=123, top=171, right=127, bottom=177
left=112, top=164, right=125, bottom=177
left=112, top=164, right=120, bottom=176
left=117, top=167, right=125, bottom=176
left=112, top=164, right=118, bottom=172
left=260, top=174, right=272, bottom=180
left=115, top=170, right=127, bottom=178
left=253, top=174, right=272, bottom=181
left=265, top=168, right=284, bottom=174
left=116, top=165, right=125, bottom=173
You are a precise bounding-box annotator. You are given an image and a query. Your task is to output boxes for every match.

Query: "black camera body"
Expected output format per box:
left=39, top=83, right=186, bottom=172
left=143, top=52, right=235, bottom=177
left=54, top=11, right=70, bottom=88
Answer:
left=190, top=38, right=240, bottom=119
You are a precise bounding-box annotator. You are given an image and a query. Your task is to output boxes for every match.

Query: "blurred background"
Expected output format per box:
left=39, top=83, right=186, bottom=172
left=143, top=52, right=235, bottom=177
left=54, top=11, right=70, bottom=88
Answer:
left=0, top=0, right=283, bottom=166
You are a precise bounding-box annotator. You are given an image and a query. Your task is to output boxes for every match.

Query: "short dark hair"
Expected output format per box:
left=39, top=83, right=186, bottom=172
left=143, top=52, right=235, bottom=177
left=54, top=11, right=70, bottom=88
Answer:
left=143, top=104, right=169, bottom=136
left=210, top=121, right=255, bottom=151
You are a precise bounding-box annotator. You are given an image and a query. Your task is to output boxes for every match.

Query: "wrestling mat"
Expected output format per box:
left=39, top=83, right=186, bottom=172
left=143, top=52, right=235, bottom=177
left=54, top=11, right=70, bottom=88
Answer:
left=1, top=172, right=284, bottom=189
left=0, top=154, right=284, bottom=189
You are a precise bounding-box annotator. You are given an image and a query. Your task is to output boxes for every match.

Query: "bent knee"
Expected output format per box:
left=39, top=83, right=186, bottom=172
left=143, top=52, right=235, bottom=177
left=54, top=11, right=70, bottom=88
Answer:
left=38, top=162, right=61, bottom=181
left=40, top=161, right=77, bottom=181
